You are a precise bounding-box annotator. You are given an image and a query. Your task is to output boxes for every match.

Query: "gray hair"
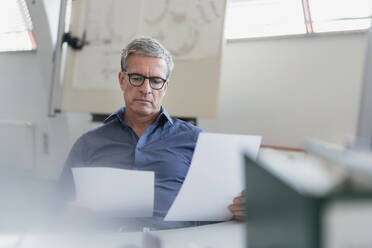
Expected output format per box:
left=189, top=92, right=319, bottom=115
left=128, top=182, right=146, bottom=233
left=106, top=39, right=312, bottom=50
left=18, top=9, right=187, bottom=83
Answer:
left=120, top=37, right=174, bottom=78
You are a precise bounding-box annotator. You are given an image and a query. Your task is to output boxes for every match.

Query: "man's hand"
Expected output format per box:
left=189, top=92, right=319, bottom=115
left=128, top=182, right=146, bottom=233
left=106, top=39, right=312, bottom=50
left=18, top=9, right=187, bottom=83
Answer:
left=228, top=190, right=246, bottom=221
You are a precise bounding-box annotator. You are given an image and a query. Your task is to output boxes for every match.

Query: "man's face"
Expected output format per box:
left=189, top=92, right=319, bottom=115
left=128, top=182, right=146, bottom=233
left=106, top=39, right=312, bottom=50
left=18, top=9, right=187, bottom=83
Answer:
left=118, top=54, right=168, bottom=117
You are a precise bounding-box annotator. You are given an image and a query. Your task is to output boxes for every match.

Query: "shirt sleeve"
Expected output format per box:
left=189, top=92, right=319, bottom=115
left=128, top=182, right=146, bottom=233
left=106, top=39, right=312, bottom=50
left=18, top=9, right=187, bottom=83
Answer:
left=53, top=136, right=87, bottom=211
left=193, top=126, right=203, bottom=144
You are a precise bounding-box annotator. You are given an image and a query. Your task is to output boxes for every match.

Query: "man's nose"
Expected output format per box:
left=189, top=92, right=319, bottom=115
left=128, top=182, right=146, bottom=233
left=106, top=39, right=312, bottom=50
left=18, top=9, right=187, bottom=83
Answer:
left=139, top=79, right=152, bottom=93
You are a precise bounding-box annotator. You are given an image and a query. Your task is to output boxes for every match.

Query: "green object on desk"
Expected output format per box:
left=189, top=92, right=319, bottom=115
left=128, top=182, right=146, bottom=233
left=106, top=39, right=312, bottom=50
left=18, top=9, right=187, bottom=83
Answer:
left=244, top=153, right=372, bottom=248
left=244, top=155, right=322, bottom=248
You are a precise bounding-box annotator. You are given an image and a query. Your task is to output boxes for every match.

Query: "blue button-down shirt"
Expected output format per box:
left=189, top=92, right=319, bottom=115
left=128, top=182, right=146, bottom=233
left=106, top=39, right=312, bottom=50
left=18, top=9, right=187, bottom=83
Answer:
left=57, top=107, right=202, bottom=230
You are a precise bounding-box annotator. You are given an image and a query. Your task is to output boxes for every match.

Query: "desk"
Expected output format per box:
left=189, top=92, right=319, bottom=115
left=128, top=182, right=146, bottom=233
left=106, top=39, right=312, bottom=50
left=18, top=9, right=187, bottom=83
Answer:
left=19, top=221, right=245, bottom=248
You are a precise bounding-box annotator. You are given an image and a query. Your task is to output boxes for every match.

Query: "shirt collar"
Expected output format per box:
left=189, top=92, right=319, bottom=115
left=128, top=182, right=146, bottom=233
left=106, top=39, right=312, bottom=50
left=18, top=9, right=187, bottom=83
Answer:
left=103, top=106, right=173, bottom=125
left=103, top=107, right=125, bottom=124
left=158, top=107, right=174, bottom=125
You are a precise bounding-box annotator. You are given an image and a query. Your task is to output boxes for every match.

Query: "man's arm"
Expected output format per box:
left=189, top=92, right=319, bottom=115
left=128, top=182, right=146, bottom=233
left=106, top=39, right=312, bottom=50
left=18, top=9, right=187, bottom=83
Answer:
left=55, top=136, right=87, bottom=211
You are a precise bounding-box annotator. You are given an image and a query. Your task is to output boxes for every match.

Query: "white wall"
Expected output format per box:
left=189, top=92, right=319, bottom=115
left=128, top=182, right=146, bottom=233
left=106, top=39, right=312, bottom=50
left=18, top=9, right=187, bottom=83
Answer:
left=199, top=33, right=367, bottom=148
left=357, top=28, right=372, bottom=149
left=0, top=0, right=69, bottom=180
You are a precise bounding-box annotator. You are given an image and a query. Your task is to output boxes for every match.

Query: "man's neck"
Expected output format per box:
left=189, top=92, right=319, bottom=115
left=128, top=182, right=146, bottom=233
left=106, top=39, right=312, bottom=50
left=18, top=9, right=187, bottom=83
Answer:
left=124, top=109, right=161, bottom=137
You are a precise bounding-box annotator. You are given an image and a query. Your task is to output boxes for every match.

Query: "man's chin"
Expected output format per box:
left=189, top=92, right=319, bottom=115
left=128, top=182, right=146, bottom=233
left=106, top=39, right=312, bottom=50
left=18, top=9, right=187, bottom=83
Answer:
left=132, top=107, right=158, bottom=117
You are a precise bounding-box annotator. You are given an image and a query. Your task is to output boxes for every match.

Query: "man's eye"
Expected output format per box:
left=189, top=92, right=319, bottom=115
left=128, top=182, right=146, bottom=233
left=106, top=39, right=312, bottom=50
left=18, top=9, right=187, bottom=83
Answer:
left=131, top=76, right=143, bottom=82
left=151, top=78, right=164, bottom=84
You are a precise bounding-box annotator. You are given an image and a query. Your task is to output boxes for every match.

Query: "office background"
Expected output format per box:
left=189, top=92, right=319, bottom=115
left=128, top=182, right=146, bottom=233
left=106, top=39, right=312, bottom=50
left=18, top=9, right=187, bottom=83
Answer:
left=0, top=0, right=367, bottom=180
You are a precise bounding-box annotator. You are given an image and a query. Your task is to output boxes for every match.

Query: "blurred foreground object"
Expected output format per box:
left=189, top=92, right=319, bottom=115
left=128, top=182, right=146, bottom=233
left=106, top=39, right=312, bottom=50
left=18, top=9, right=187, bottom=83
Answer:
left=245, top=142, right=372, bottom=248
left=14, top=221, right=244, bottom=248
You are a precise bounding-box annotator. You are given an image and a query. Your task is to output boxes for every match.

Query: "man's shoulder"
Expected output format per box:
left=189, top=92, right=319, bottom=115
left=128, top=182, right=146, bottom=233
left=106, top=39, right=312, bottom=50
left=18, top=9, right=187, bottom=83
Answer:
left=170, top=117, right=203, bottom=134
left=76, top=118, right=121, bottom=143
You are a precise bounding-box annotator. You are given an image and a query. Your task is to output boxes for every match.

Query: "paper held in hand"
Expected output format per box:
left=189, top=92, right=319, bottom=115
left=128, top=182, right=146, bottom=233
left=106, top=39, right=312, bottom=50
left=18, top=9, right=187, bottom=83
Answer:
left=165, top=132, right=262, bottom=221
left=72, top=167, right=154, bottom=218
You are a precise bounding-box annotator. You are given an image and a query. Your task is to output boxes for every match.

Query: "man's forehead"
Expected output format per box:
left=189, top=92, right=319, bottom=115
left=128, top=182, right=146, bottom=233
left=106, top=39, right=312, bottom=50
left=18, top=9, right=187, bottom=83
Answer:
left=127, top=54, right=165, bottom=63
left=126, top=54, right=168, bottom=74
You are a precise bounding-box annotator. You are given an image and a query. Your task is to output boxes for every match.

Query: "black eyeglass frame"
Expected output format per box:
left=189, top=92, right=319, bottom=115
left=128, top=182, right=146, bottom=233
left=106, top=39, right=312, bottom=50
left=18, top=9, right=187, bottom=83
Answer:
left=123, top=71, right=168, bottom=90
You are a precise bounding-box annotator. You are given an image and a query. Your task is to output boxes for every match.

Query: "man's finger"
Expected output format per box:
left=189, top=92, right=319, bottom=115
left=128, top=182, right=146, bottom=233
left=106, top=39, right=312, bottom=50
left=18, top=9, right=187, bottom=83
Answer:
left=229, top=204, right=245, bottom=211
left=232, top=211, right=245, bottom=221
left=233, top=196, right=245, bottom=204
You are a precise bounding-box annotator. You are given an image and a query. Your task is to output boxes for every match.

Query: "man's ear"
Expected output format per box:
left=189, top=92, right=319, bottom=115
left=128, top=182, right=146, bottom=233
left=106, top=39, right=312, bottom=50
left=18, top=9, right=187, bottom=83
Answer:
left=163, top=81, right=169, bottom=96
left=118, top=71, right=125, bottom=91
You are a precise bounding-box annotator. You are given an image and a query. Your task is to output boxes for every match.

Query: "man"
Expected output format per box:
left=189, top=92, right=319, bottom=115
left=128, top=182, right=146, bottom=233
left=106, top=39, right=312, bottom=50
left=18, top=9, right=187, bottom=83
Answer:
left=57, top=37, right=244, bottom=230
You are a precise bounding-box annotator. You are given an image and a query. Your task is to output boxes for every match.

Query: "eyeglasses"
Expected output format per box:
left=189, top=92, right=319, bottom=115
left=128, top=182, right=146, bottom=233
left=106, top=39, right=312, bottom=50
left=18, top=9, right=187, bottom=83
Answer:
left=123, top=71, right=167, bottom=90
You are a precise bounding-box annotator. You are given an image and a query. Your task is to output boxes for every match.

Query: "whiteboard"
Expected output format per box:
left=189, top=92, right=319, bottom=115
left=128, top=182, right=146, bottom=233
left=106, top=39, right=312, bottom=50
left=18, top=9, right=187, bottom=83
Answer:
left=61, top=0, right=226, bottom=117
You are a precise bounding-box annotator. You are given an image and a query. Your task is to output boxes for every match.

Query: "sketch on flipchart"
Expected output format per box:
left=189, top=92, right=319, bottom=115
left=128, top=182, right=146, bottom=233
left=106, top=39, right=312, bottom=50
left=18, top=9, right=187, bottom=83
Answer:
left=71, top=0, right=225, bottom=90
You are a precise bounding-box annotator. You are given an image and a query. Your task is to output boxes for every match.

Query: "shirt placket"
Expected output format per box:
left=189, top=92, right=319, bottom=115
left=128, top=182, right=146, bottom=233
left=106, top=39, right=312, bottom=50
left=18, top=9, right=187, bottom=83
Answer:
left=133, top=122, right=159, bottom=169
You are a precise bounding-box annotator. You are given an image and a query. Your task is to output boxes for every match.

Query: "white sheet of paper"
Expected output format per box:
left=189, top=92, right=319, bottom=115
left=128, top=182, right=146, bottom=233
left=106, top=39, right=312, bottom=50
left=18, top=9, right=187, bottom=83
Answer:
left=165, top=133, right=262, bottom=221
left=72, top=167, right=154, bottom=218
